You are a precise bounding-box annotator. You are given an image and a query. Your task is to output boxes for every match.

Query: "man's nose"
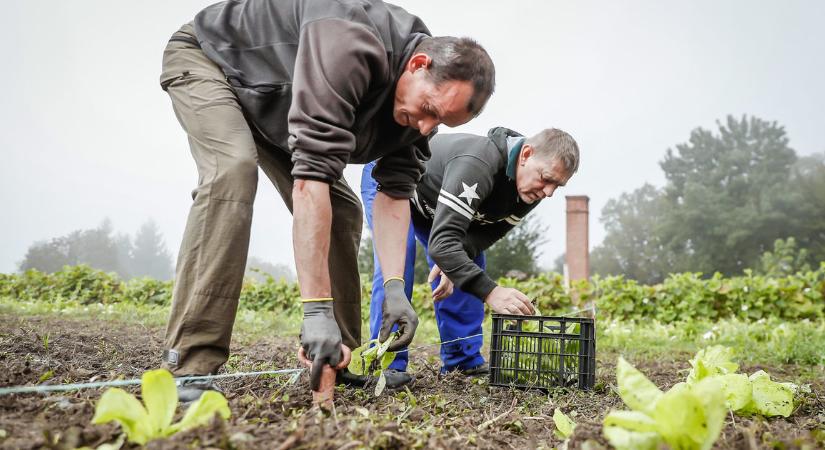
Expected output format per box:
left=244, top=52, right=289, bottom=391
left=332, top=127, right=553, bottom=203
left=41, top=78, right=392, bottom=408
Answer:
left=543, top=185, right=557, bottom=198
left=417, top=118, right=438, bottom=136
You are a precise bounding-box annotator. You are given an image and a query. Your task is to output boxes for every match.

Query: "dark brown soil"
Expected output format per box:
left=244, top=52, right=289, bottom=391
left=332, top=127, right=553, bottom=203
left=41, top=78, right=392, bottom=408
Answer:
left=0, top=314, right=822, bottom=449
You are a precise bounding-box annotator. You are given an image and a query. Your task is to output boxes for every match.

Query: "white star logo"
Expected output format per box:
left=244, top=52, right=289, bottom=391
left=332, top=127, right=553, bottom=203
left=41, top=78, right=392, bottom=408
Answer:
left=458, top=182, right=480, bottom=206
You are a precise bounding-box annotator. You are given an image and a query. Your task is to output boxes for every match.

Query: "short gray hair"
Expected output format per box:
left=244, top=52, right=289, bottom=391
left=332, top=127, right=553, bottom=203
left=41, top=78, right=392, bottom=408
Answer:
left=414, top=36, right=495, bottom=117
left=525, top=128, right=580, bottom=174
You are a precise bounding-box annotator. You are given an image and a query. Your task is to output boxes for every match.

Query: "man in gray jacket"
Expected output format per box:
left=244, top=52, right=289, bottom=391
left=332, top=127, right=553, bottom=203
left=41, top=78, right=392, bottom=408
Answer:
left=159, top=0, right=495, bottom=400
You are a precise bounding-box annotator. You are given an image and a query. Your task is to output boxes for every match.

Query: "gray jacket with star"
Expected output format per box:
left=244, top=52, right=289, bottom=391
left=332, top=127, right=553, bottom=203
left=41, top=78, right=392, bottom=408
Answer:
left=410, top=127, right=542, bottom=300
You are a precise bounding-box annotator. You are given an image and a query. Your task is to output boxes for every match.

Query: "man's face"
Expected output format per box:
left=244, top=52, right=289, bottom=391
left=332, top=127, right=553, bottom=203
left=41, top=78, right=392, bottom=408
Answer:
left=514, top=145, right=572, bottom=204
left=393, top=53, right=475, bottom=136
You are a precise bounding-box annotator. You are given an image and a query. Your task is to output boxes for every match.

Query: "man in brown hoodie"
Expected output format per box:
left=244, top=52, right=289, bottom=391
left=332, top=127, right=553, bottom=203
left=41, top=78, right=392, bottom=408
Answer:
left=159, top=0, right=495, bottom=401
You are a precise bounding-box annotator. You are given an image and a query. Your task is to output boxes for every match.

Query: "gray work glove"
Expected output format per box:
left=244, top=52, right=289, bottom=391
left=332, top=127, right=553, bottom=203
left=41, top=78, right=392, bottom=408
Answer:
left=380, top=278, right=419, bottom=351
left=301, top=301, right=343, bottom=390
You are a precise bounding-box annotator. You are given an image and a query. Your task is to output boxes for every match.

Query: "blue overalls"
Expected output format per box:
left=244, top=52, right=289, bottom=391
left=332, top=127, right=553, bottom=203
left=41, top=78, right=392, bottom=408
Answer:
left=360, top=162, right=486, bottom=372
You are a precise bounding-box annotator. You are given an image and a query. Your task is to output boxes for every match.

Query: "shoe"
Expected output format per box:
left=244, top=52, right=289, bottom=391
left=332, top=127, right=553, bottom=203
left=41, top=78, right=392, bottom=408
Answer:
left=382, top=369, right=413, bottom=389
left=336, top=368, right=370, bottom=388
left=458, top=363, right=489, bottom=377
left=177, top=377, right=223, bottom=403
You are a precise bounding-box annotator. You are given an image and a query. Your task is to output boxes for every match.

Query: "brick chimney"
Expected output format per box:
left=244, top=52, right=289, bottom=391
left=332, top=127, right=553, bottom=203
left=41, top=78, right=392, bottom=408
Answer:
left=565, top=195, right=590, bottom=283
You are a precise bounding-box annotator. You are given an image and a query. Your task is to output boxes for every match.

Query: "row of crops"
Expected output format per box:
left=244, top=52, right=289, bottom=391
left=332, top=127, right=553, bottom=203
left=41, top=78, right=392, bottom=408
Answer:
left=1, top=263, right=823, bottom=322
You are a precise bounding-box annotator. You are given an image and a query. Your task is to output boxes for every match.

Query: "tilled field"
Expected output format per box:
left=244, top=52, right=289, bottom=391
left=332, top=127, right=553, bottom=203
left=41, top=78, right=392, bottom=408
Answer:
left=0, top=314, right=823, bottom=449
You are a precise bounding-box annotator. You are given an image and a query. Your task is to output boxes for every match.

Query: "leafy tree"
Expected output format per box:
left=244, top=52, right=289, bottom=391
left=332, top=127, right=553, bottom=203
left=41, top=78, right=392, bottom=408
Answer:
left=18, top=238, right=73, bottom=274
left=19, top=218, right=175, bottom=280
left=130, top=220, right=173, bottom=280
left=485, top=215, right=545, bottom=279
left=659, top=115, right=797, bottom=275
left=775, top=153, right=825, bottom=265
left=20, top=219, right=123, bottom=275
left=756, top=237, right=810, bottom=277
left=590, top=184, right=674, bottom=283
left=591, top=115, right=812, bottom=281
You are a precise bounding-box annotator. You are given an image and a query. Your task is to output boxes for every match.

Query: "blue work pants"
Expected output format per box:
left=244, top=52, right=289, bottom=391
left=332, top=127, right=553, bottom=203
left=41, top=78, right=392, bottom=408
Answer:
left=360, top=162, right=485, bottom=372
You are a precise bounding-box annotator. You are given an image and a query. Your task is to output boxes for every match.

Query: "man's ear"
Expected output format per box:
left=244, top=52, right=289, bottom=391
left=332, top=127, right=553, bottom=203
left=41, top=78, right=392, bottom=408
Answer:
left=520, top=144, right=534, bottom=165
left=406, top=53, right=432, bottom=73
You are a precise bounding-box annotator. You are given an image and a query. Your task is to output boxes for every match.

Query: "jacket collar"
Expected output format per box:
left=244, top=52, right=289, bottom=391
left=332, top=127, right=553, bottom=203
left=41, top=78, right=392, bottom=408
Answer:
left=486, top=127, right=525, bottom=180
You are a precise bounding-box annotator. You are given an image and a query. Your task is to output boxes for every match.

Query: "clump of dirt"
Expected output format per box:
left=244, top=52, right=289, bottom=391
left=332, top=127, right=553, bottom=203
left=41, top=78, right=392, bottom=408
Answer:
left=1, top=314, right=822, bottom=449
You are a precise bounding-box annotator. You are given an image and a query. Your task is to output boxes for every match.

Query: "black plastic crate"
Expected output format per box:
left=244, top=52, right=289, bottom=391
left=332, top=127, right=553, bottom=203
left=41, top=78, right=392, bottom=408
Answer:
left=489, top=314, right=596, bottom=391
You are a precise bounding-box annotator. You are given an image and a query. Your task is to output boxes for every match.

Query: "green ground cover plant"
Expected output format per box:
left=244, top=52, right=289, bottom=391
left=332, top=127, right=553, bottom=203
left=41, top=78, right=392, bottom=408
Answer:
left=3, top=263, right=822, bottom=322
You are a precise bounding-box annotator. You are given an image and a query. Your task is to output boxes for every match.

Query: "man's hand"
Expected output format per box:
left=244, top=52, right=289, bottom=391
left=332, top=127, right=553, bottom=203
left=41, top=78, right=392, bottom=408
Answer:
left=301, top=301, right=343, bottom=386
left=380, top=278, right=419, bottom=351
left=484, top=286, right=535, bottom=315
left=428, top=265, right=454, bottom=301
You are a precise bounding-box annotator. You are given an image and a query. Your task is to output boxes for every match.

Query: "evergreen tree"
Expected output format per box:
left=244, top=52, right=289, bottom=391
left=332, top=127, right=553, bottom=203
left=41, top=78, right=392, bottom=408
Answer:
left=130, top=220, right=173, bottom=280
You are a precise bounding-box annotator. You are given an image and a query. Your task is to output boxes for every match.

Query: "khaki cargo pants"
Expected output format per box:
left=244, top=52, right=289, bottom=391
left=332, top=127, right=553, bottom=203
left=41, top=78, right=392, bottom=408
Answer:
left=159, top=23, right=362, bottom=376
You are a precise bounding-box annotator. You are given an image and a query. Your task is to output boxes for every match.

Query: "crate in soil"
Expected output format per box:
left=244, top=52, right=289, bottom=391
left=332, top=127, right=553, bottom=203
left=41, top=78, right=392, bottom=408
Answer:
left=489, top=314, right=595, bottom=391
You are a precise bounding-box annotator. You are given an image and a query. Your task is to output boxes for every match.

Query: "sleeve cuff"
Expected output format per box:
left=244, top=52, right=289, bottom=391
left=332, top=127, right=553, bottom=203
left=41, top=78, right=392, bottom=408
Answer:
left=465, top=273, right=498, bottom=301
left=376, top=182, right=415, bottom=199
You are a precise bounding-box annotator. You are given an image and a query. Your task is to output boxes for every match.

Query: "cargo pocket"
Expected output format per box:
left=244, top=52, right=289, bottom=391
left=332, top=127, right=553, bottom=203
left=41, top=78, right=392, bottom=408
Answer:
left=229, top=77, right=293, bottom=150
left=160, top=71, right=191, bottom=91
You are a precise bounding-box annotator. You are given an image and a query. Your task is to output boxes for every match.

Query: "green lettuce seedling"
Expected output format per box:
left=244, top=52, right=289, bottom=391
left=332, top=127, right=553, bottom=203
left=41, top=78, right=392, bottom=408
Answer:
left=685, top=345, right=797, bottom=417
left=92, top=369, right=230, bottom=445
left=603, top=357, right=726, bottom=450
left=348, top=332, right=398, bottom=377
left=552, top=408, right=576, bottom=439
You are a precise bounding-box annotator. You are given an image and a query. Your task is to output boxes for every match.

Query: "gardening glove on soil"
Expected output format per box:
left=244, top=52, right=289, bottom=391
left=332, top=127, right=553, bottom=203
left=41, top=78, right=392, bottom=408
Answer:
left=380, top=278, right=419, bottom=351
left=301, top=299, right=343, bottom=388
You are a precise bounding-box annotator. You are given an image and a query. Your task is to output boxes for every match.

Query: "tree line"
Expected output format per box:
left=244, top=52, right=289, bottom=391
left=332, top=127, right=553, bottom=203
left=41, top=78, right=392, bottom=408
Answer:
left=17, top=218, right=295, bottom=282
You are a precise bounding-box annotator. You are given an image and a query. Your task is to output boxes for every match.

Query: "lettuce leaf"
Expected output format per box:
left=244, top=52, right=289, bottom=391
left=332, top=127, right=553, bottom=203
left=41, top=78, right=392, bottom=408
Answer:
left=686, top=345, right=738, bottom=383
left=141, top=369, right=178, bottom=435
left=616, top=357, right=662, bottom=415
left=92, top=387, right=153, bottom=445
left=654, top=379, right=724, bottom=450
left=742, top=370, right=796, bottom=417
left=169, top=390, right=231, bottom=433
left=717, top=373, right=752, bottom=411
left=552, top=408, right=576, bottom=439
left=603, top=426, right=661, bottom=450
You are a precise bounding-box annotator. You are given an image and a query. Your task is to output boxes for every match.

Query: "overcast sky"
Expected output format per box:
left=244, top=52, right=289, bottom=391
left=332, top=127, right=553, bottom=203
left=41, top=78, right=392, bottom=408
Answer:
left=2, top=0, right=823, bottom=275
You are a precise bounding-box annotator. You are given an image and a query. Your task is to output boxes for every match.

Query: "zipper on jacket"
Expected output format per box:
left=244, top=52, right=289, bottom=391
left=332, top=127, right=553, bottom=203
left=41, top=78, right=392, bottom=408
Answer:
left=226, top=76, right=289, bottom=94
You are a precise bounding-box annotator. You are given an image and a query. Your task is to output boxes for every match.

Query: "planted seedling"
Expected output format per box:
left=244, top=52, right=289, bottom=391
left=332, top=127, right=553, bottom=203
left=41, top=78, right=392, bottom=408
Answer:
left=348, top=332, right=398, bottom=396
left=603, top=346, right=801, bottom=450
left=552, top=408, right=576, bottom=439
left=685, top=345, right=797, bottom=417
left=91, top=369, right=230, bottom=445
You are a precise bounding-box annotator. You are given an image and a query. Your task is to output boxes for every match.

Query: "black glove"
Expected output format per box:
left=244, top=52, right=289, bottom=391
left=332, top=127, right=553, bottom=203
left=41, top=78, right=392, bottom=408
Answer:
left=301, top=300, right=342, bottom=389
left=380, top=278, right=419, bottom=351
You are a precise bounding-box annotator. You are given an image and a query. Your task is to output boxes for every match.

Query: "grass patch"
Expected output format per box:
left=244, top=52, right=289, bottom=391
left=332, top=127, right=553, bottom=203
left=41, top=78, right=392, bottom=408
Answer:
left=4, top=296, right=823, bottom=380
left=598, top=317, right=825, bottom=375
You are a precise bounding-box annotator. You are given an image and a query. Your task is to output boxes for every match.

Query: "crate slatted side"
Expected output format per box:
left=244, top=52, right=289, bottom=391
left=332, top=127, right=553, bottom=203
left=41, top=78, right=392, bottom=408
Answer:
left=489, top=314, right=596, bottom=391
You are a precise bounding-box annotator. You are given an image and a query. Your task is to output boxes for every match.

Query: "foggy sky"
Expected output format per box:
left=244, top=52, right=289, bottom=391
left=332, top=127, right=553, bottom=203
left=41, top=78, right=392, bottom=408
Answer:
left=2, top=0, right=824, bottom=274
